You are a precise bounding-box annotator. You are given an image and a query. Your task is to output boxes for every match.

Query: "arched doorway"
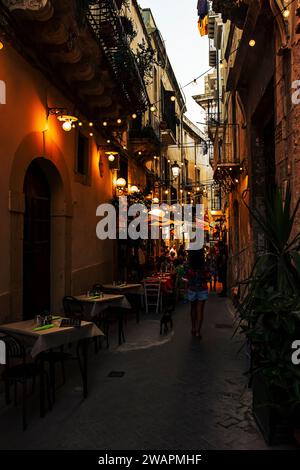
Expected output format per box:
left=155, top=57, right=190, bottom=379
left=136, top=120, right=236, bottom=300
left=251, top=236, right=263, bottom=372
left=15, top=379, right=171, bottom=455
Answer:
left=23, top=160, right=51, bottom=319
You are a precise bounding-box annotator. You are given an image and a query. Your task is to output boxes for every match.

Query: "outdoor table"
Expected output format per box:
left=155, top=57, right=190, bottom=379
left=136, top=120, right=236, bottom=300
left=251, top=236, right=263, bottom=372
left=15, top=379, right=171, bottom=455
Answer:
left=102, top=284, right=143, bottom=323
left=74, top=293, right=131, bottom=345
left=0, top=318, right=103, bottom=415
left=102, top=283, right=143, bottom=295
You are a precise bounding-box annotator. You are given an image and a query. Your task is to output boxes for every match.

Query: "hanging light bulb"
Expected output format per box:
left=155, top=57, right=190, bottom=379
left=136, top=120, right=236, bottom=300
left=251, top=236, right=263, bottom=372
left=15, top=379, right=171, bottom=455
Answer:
left=138, top=151, right=142, bottom=156
left=283, top=8, right=290, bottom=18
left=89, top=122, right=93, bottom=127
left=152, top=197, right=160, bottom=204
left=150, top=105, right=156, bottom=112
left=219, top=61, right=225, bottom=69
left=249, top=39, right=256, bottom=47
left=130, top=185, right=139, bottom=194
left=62, top=120, right=72, bottom=132
left=170, top=95, right=176, bottom=102
left=103, top=121, right=108, bottom=127
left=165, top=190, right=169, bottom=195
left=117, top=118, right=122, bottom=124
left=132, top=113, right=137, bottom=119
left=192, top=79, right=198, bottom=86
left=78, top=121, right=83, bottom=127
left=107, top=139, right=111, bottom=144
left=108, top=154, right=115, bottom=162
left=89, top=132, right=94, bottom=137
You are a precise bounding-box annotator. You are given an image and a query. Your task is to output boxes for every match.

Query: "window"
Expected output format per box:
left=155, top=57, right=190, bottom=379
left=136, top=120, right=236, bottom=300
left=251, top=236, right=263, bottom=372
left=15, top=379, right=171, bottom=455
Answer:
left=76, top=132, right=89, bottom=178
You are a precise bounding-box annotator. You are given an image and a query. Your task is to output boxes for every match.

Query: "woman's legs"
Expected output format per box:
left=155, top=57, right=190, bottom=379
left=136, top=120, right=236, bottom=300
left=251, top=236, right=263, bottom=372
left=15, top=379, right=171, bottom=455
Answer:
left=195, top=300, right=206, bottom=337
left=190, top=301, right=197, bottom=335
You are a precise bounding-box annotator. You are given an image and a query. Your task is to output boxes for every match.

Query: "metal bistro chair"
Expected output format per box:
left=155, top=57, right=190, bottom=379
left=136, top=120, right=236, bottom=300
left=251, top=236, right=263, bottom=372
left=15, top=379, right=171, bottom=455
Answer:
left=144, top=279, right=162, bottom=314
left=0, top=333, right=52, bottom=431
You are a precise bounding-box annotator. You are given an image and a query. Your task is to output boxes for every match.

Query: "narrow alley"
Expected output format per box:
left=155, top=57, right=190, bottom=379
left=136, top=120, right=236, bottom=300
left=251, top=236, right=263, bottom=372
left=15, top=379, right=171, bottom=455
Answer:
left=0, top=294, right=271, bottom=450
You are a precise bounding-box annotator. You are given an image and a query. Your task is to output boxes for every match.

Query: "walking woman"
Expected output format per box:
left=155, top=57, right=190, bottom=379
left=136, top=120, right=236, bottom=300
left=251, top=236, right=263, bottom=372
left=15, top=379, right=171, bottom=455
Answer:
left=183, top=249, right=210, bottom=339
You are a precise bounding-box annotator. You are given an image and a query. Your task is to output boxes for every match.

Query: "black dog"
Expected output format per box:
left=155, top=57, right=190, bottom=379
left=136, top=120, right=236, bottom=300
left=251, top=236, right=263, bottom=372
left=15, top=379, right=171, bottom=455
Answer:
left=160, top=309, right=173, bottom=335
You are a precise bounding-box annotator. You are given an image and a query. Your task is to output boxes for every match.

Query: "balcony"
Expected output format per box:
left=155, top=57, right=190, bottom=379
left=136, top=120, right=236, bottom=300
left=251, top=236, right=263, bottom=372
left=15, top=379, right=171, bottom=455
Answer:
left=129, top=123, right=161, bottom=160
left=160, top=128, right=177, bottom=145
left=0, top=0, right=148, bottom=118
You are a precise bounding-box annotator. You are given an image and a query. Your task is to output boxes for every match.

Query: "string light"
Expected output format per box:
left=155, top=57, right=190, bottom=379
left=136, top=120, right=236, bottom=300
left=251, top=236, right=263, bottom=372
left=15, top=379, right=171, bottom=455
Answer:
left=78, top=121, right=83, bottom=127
left=89, top=122, right=93, bottom=127
left=249, top=39, right=256, bottom=47
left=132, top=113, right=137, bottom=119
left=103, top=121, right=108, bottom=127
left=107, top=139, right=111, bottom=144
left=117, top=118, right=122, bottom=124
left=170, top=95, right=176, bottom=102
left=89, top=132, right=94, bottom=137
left=150, top=105, right=156, bottom=112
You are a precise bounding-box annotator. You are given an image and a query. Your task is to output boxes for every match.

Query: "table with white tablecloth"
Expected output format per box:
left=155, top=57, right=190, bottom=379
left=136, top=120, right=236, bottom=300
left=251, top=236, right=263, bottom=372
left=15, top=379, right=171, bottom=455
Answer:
left=74, top=293, right=131, bottom=345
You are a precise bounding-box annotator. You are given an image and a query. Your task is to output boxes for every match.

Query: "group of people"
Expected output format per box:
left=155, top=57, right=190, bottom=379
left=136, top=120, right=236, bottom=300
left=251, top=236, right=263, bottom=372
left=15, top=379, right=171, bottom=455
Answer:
left=135, top=240, right=228, bottom=340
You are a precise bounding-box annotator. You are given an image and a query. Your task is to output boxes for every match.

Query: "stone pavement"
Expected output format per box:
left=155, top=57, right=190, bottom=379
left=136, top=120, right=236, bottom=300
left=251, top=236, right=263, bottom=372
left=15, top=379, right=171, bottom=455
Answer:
left=0, top=294, right=289, bottom=450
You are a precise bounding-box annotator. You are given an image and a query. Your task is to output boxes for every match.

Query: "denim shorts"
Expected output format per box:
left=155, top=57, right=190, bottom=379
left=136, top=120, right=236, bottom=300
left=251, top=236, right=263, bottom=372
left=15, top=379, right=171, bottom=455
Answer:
left=187, top=289, right=209, bottom=302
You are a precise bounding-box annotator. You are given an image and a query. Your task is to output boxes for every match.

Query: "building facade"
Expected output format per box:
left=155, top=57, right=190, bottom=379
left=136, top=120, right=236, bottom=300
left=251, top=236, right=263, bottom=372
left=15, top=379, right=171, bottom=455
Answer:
left=195, top=0, right=300, bottom=290
left=0, top=0, right=209, bottom=322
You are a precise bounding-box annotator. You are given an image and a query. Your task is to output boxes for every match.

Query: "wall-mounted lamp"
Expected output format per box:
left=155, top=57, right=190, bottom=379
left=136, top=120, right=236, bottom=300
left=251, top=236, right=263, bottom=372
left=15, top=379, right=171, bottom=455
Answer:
left=116, top=177, right=127, bottom=189
left=48, top=107, right=78, bottom=132
left=105, top=151, right=119, bottom=163
left=129, top=185, right=139, bottom=194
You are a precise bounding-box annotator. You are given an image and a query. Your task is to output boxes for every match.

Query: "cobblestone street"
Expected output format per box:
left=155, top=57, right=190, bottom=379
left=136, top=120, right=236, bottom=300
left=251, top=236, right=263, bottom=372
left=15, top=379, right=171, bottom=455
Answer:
left=0, top=294, right=277, bottom=450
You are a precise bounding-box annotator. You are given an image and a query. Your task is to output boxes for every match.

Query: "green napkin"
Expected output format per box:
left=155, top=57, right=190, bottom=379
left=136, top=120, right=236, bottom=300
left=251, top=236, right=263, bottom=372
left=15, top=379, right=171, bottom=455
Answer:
left=33, top=324, right=55, bottom=332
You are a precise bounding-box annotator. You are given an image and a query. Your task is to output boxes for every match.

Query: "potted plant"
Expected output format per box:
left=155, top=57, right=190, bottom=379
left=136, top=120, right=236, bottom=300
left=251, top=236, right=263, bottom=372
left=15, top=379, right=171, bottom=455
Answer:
left=237, top=185, right=300, bottom=445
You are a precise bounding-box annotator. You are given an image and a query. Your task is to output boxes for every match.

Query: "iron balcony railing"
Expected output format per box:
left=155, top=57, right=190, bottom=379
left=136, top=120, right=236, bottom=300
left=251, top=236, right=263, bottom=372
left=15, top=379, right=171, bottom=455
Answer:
left=85, top=0, right=148, bottom=111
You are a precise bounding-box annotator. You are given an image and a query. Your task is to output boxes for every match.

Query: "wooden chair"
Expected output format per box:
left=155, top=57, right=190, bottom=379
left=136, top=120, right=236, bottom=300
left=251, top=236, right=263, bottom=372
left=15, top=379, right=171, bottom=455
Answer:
left=144, top=280, right=162, bottom=314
